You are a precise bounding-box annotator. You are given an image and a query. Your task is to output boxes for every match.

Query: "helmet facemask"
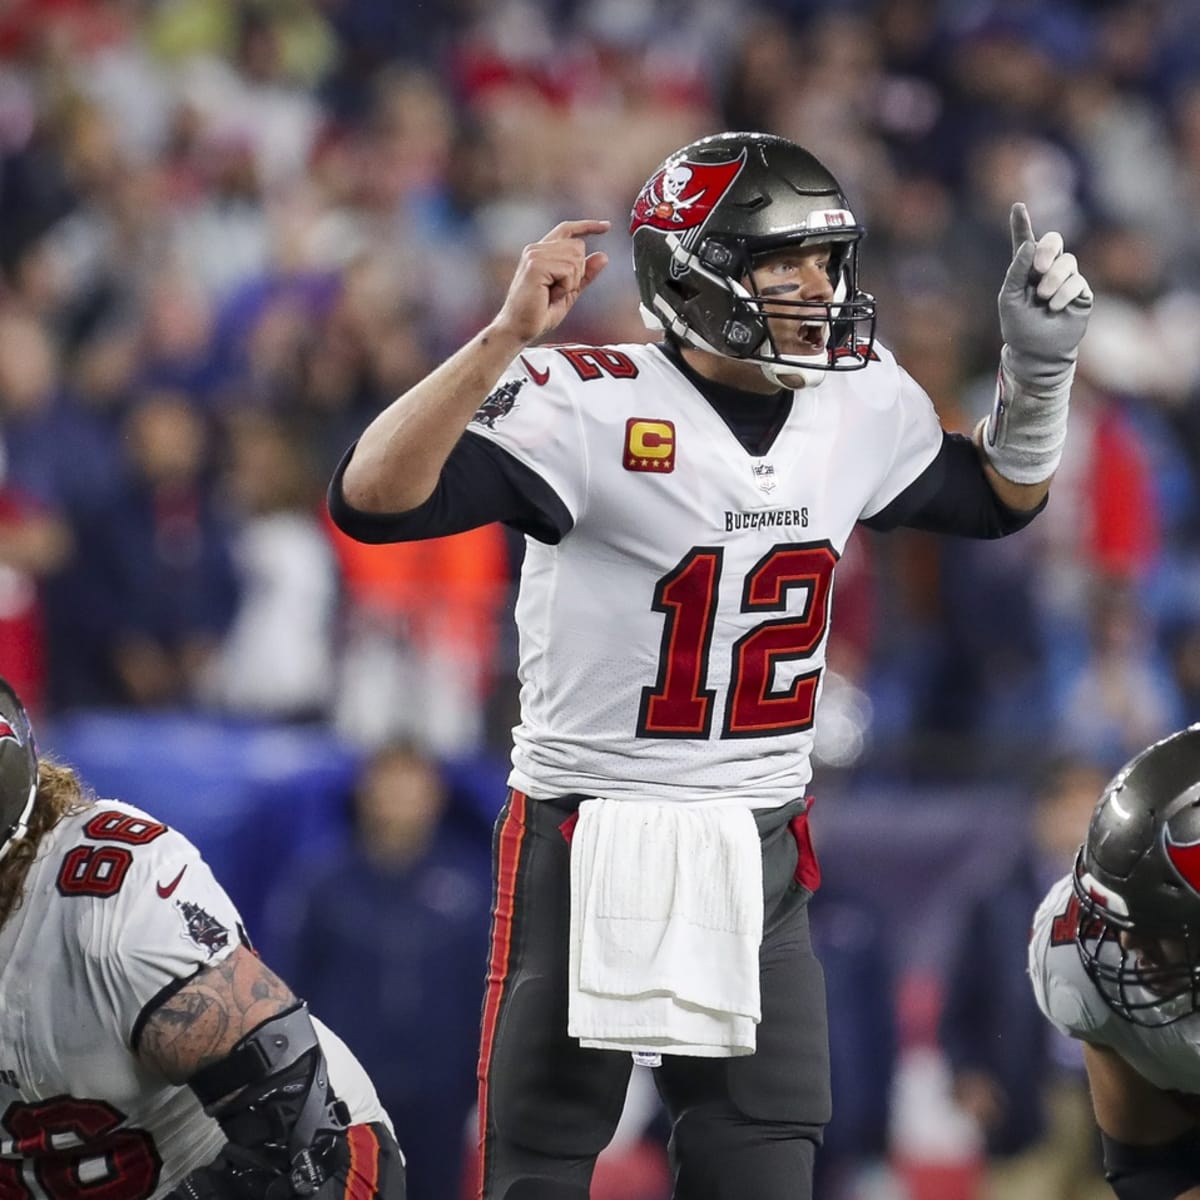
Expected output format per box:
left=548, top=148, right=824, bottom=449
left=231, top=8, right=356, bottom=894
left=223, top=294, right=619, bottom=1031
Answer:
left=642, top=229, right=877, bottom=389
left=1074, top=849, right=1200, bottom=1027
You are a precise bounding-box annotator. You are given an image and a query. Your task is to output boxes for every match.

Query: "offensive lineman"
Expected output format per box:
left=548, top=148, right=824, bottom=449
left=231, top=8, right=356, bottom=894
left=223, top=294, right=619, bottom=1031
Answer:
left=0, top=676, right=406, bottom=1200
left=330, top=131, right=1093, bottom=1199
left=1030, top=725, right=1200, bottom=1200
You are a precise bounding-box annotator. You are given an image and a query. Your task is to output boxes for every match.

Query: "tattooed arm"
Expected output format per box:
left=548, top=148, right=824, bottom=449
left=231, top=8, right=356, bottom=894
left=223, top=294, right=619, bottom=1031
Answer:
left=138, top=944, right=296, bottom=1086
left=140, top=945, right=352, bottom=1198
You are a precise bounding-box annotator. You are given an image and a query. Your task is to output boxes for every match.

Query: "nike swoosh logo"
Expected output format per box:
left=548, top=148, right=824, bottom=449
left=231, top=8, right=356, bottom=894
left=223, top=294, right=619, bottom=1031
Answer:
left=157, top=866, right=187, bottom=899
left=519, top=355, right=550, bottom=386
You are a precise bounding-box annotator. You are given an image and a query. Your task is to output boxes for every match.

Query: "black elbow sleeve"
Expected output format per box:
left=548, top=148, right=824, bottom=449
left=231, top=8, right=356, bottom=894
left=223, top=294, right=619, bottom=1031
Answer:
left=1102, top=1129, right=1200, bottom=1200
left=863, top=432, right=1044, bottom=538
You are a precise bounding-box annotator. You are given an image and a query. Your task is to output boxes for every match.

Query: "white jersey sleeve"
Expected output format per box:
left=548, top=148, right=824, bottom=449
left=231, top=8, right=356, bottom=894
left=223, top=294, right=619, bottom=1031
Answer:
left=107, top=817, right=244, bottom=1030
left=857, top=349, right=944, bottom=519
left=463, top=346, right=589, bottom=522
left=1028, top=874, right=1112, bottom=1041
left=312, top=1017, right=393, bottom=1134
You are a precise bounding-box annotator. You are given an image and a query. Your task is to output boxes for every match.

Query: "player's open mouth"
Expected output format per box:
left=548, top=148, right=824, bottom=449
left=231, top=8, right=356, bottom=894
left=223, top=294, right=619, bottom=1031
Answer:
left=795, top=322, right=827, bottom=353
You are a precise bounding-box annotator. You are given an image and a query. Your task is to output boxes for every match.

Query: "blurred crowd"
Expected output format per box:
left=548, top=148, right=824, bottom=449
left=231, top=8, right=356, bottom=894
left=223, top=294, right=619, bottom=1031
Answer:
left=1, top=0, right=1198, bottom=779
left=6, top=3, right=1200, bottom=1197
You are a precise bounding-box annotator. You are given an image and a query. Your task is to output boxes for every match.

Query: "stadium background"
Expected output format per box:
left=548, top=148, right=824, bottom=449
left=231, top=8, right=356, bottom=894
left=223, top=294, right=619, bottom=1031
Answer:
left=3, top=0, right=1200, bottom=1196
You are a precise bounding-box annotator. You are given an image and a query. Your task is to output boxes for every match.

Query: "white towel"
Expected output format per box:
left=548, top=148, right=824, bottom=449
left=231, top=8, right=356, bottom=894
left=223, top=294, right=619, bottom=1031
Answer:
left=567, top=798, right=764, bottom=1058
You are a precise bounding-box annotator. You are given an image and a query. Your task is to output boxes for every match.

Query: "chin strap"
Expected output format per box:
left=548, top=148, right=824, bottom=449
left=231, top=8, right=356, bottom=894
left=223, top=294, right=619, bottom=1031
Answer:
left=645, top=300, right=832, bottom=391
left=0, top=780, right=38, bottom=865
left=758, top=361, right=827, bottom=390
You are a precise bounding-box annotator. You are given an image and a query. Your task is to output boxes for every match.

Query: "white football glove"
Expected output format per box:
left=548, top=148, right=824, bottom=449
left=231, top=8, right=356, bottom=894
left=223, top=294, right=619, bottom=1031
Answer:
left=981, top=203, right=1094, bottom=484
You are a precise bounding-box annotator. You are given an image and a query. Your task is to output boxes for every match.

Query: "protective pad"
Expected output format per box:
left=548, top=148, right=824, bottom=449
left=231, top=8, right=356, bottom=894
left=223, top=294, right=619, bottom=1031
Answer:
left=488, top=974, right=632, bottom=1157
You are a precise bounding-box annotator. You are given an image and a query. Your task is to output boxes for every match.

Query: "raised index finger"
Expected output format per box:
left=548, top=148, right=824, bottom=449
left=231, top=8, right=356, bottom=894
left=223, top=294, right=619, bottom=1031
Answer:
left=542, top=219, right=612, bottom=241
left=1009, top=202, right=1035, bottom=255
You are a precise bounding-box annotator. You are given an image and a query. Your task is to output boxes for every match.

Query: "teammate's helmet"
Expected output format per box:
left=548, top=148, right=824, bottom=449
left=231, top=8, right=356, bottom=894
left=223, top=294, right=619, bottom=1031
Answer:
left=1073, top=725, right=1200, bottom=1026
left=0, top=677, right=38, bottom=864
left=629, top=131, right=876, bottom=385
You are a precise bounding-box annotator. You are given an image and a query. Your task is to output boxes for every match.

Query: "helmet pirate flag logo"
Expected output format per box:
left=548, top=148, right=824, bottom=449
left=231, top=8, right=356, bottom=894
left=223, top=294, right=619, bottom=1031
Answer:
left=630, top=152, right=746, bottom=237
left=0, top=719, right=19, bottom=745
left=1164, top=824, right=1200, bottom=895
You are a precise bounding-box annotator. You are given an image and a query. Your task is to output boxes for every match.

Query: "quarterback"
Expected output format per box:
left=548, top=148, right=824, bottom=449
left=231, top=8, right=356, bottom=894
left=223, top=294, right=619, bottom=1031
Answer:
left=1031, top=726, right=1200, bottom=1200
left=0, top=677, right=406, bottom=1200
left=331, top=132, right=1092, bottom=1199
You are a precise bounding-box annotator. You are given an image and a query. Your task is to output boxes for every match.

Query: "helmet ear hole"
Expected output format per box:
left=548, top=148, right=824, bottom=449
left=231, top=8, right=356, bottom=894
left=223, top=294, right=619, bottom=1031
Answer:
left=697, top=239, right=736, bottom=273
left=721, top=317, right=757, bottom=353
left=674, top=285, right=764, bottom=358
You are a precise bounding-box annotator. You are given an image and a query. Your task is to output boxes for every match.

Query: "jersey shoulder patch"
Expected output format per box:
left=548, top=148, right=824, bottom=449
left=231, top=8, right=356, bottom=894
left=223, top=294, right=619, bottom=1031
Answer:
left=471, top=375, right=528, bottom=430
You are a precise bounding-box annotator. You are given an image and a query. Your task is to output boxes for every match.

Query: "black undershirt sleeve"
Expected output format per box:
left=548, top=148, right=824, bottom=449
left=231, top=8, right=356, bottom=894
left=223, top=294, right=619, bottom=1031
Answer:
left=860, top=430, right=1046, bottom=538
left=327, top=431, right=573, bottom=545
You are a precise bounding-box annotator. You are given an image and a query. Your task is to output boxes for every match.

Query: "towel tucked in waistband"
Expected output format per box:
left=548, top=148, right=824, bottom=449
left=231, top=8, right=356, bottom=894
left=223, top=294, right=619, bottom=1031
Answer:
left=567, top=797, right=765, bottom=1058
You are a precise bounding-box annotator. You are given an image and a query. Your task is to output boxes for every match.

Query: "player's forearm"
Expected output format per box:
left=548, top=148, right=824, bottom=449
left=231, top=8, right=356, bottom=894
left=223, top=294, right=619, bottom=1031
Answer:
left=144, top=944, right=357, bottom=1196
left=341, top=321, right=527, bottom=513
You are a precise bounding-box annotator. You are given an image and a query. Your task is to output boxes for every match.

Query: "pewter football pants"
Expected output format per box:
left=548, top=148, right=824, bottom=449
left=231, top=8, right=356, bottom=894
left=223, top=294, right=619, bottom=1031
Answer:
left=476, top=791, right=830, bottom=1200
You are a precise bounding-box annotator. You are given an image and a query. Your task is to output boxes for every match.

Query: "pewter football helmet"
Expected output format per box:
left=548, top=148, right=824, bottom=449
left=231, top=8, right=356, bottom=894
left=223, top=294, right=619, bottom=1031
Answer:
left=1074, top=725, right=1200, bottom=1025
left=630, top=131, right=876, bottom=387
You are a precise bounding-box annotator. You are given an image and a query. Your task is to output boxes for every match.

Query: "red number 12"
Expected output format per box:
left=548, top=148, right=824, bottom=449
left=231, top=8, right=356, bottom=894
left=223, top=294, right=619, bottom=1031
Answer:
left=637, top=542, right=837, bottom=739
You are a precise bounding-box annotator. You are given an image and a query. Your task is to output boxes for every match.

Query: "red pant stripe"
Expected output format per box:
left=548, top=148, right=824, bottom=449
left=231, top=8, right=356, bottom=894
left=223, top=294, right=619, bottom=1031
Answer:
left=475, top=790, right=528, bottom=1199
left=343, top=1123, right=380, bottom=1200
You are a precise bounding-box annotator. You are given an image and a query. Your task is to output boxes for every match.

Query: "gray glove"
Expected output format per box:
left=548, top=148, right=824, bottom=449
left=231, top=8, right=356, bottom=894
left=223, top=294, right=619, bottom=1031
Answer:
left=998, top=202, right=1093, bottom=394
left=982, top=203, right=1093, bottom=483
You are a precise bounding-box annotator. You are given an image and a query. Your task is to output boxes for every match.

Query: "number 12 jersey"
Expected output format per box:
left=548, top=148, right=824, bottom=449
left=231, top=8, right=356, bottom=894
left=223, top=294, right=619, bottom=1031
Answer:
left=467, top=340, right=942, bottom=807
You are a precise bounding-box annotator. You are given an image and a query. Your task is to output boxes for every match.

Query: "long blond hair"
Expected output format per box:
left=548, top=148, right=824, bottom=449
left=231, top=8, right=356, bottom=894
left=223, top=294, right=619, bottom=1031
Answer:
left=0, top=760, right=92, bottom=931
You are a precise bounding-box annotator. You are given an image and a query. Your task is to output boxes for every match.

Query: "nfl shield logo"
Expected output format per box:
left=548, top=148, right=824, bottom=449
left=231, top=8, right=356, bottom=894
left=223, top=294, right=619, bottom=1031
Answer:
left=752, top=462, right=776, bottom=494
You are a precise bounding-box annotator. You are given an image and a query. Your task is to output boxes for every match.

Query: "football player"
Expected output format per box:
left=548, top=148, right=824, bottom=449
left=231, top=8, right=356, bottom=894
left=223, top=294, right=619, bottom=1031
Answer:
left=0, top=676, right=406, bottom=1200
left=330, top=131, right=1092, bottom=1199
left=1030, top=725, right=1200, bottom=1200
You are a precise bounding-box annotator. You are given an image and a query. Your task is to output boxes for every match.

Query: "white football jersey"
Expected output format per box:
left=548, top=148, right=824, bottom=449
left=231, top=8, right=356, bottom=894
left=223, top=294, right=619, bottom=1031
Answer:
left=0, top=799, right=390, bottom=1199
left=1029, top=874, right=1200, bottom=1093
left=468, top=340, right=942, bottom=807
